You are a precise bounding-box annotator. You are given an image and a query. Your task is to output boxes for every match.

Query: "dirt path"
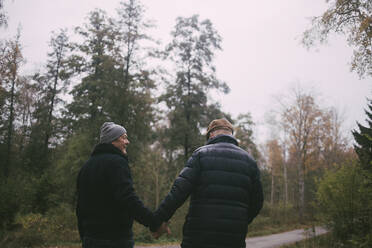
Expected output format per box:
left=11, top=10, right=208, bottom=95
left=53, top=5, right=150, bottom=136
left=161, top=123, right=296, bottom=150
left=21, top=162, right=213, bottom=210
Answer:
left=135, top=227, right=327, bottom=248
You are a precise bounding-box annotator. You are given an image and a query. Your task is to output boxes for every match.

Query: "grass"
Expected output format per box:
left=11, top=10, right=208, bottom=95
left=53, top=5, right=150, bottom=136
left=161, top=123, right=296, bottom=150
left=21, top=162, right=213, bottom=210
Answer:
left=44, top=222, right=316, bottom=248
left=246, top=205, right=318, bottom=238
left=247, top=222, right=312, bottom=238
left=2, top=203, right=318, bottom=248
left=279, top=233, right=333, bottom=248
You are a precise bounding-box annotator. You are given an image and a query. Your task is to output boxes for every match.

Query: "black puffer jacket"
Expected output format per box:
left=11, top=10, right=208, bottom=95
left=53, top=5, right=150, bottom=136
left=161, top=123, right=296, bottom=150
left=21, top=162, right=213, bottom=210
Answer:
left=76, top=143, right=161, bottom=241
left=156, top=135, right=264, bottom=248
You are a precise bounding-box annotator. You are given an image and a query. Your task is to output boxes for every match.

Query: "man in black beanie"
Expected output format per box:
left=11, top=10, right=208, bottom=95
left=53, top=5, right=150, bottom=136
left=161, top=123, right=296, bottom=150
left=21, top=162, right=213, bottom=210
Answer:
left=76, top=122, right=169, bottom=248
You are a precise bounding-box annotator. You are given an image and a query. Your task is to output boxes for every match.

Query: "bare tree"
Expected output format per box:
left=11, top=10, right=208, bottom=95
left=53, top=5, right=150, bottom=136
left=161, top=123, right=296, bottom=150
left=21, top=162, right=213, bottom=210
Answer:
left=280, top=87, right=324, bottom=222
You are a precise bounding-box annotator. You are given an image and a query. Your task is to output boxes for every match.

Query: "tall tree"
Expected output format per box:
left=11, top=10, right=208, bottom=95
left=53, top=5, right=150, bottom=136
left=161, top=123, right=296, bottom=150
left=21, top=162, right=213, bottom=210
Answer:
left=352, top=98, right=372, bottom=169
left=160, top=15, right=229, bottom=162
left=0, top=32, right=24, bottom=177
left=302, top=0, right=372, bottom=78
left=56, top=3, right=159, bottom=209
left=280, top=88, right=325, bottom=222
left=40, top=30, right=70, bottom=153
left=24, top=30, right=71, bottom=173
left=66, top=9, right=118, bottom=140
left=66, top=3, right=158, bottom=162
left=116, top=0, right=155, bottom=86
left=279, top=87, right=349, bottom=221
left=16, top=78, right=36, bottom=156
left=266, top=139, right=284, bottom=205
left=109, top=0, right=158, bottom=156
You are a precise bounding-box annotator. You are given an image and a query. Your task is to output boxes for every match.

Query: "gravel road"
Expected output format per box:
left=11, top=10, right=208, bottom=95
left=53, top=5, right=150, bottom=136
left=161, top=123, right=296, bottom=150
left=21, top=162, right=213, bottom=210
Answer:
left=135, top=227, right=327, bottom=248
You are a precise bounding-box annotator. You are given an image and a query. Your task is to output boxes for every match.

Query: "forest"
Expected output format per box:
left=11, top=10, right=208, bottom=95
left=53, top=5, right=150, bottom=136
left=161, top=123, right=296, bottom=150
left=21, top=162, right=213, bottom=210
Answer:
left=0, top=0, right=371, bottom=247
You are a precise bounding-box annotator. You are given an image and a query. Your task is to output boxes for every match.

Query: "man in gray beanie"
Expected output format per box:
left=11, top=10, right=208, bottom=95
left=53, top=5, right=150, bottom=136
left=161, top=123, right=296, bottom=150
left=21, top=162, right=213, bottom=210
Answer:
left=100, top=122, right=127, bottom=143
left=76, top=122, right=169, bottom=248
left=100, top=122, right=128, bottom=155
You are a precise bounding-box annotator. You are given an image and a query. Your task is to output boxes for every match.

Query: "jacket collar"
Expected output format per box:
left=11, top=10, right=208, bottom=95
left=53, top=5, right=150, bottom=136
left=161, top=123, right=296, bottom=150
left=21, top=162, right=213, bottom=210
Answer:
left=206, top=134, right=239, bottom=146
left=91, top=143, right=128, bottom=160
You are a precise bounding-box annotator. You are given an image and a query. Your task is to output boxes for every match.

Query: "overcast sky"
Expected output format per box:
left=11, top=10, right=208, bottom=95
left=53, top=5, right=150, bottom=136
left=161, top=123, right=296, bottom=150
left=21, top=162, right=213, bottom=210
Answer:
left=1, top=0, right=371, bottom=143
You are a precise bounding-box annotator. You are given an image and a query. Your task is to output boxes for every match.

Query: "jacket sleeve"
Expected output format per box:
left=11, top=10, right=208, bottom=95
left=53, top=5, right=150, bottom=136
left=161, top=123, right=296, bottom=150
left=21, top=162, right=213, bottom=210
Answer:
left=108, top=158, right=162, bottom=232
left=155, top=152, right=200, bottom=222
left=248, top=166, right=264, bottom=224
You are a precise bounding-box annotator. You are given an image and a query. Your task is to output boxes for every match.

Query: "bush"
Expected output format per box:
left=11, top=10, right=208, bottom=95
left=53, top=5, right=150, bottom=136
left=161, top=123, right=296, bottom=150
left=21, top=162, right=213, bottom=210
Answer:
left=0, top=178, right=20, bottom=230
left=43, top=203, right=80, bottom=243
left=280, top=233, right=337, bottom=248
left=1, top=213, right=46, bottom=248
left=0, top=204, right=80, bottom=248
left=316, top=162, right=372, bottom=247
left=248, top=202, right=300, bottom=236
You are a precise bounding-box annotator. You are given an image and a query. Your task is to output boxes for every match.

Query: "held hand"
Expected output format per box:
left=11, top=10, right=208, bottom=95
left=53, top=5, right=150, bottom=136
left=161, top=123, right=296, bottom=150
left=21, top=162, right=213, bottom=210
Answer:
left=151, top=222, right=171, bottom=239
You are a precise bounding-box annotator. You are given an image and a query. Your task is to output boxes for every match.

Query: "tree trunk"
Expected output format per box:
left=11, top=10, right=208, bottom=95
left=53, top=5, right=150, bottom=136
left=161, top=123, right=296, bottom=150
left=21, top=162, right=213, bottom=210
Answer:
left=155, top=170, right=159, bottom=207
left=298, top=159, right=305, bottom=223
left=271, top=169, right=275, bottom=205
left=44, top=57, right=61, bottom=156
left=282, top=144, right=288, bottom=206
left=183, top=68, right=192, bottom=161
left=4, top=77, right=15, bottom=177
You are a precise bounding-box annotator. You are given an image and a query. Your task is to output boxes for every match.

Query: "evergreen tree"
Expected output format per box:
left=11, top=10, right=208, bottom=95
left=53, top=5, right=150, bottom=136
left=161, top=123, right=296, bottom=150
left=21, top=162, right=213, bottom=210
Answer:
left=24, top=30, right=71, bottom=173
left=65, top=9, right=121, bottom=144
left=110, top=0, right=158, bottom=157
left=66, top=5, right=157, bottom=159
left=57, top=2, right=159, bottom=209
left=160, top=15, right=229, bottom=162
left=116, top=0, right=155, bottom=86
left=352, top=99, right=372, bottom=169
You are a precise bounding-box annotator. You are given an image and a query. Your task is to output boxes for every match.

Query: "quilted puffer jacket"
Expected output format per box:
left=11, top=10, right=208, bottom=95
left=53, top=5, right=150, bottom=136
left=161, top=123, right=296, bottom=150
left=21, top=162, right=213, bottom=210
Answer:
left=155, top=134, right=264, bottom=248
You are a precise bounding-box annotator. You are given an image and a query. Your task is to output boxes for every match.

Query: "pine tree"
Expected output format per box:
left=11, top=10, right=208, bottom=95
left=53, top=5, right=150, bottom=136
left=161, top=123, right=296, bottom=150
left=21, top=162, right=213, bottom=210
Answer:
left=352, top=99, right=372, bottom=169
left=24, top=30, right=71, bottom=173
left=160, top=15, right=229, bottom=162
left=66, top=9, right=118, bottom=142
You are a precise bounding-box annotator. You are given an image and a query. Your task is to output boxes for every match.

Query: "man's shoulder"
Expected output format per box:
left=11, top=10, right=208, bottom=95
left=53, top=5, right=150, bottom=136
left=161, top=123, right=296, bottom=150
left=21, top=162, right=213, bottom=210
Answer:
left=92, top=150, right=124, bottom=160
left=196, top=141, right=246, bottom=154
left=195, top=142, right=256, bottom=164
left=89, top=150, right=129, bottom=170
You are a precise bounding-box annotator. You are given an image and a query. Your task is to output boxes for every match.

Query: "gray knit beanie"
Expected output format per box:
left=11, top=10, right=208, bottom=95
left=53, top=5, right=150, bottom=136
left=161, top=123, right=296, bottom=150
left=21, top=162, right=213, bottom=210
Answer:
left=100, top=122, right=127, bottom=144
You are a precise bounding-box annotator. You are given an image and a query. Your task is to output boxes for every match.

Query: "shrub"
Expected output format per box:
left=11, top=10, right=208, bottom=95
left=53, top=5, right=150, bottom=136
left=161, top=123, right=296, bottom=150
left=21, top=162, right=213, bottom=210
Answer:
left=1, top=213, right=46, bottom=248
left=0, top=204, right=80, bottom=248
left=0, top=178, right=20, bottom=230
left=316, top=162, right=372, bottom=247
left=247, top=202, right=300, bottom=237
left=43, top=203, right=80, bottom=243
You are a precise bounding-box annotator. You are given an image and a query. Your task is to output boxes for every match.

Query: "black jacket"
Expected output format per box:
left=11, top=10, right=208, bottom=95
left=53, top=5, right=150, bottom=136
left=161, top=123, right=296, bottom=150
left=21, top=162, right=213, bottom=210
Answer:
left=155, top=135, right=264, bottom=248
left=76, top=143, right=161, bottom=241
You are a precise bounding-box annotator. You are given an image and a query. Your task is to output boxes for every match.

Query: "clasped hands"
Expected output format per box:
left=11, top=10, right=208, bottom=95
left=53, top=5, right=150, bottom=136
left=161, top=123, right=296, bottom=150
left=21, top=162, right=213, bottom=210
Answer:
left=152, top=222, right=171, bottom=239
